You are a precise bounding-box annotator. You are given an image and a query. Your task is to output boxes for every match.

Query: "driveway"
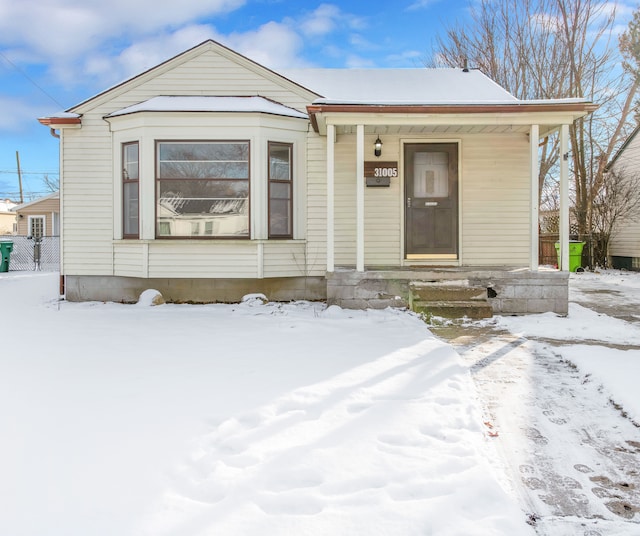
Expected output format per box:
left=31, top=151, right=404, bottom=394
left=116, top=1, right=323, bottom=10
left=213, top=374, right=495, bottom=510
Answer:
left=432, top=273, right=640, bottom=536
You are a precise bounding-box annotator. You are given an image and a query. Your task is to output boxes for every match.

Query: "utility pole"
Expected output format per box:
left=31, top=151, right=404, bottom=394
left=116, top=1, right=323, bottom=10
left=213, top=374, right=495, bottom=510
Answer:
left=15, top=151, right=24, bottom=203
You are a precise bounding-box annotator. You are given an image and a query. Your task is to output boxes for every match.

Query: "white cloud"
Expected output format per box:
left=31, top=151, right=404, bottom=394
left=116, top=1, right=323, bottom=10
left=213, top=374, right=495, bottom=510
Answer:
left=223, top=21, right=309, bottom=69
left=0, top=0, right=379, bottom=92
left=80, top=25, right=219, bottom=87
left=0, top=0, right=244, bottom=63
left=407, top=0, right=441, bottom=11
left=298, top=3, right=367, bottom=38
left=300, top=4, right=341, bottom=36
left=0, top=96, right=52, bottom=133
left=345, top=54, right=376, bottom=68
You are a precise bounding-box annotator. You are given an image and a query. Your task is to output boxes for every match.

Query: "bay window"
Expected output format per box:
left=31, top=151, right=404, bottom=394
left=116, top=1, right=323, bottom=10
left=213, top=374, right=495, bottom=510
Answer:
left=156, top=141, right=250, bottom=238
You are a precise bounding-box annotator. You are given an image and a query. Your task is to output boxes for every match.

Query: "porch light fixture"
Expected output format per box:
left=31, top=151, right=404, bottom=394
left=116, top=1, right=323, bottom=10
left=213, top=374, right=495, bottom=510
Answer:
left=374, top=136, right=383, bottom=157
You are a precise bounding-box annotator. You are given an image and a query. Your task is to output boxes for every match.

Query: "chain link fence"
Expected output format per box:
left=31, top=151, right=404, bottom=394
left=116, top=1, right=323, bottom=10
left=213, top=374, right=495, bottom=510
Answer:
left=4, top=236, right=60, bottom=271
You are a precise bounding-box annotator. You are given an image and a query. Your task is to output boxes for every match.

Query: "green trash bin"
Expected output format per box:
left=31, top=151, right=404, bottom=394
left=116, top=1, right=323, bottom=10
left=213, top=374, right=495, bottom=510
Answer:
left=0, top=241, right=13, bottom=272
left=554, top=241, right=585, bottom=272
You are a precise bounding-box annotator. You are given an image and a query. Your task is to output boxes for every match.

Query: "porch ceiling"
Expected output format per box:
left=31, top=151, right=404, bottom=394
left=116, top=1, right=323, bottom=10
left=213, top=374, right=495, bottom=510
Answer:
left=340, top=124, right=533, bottom=135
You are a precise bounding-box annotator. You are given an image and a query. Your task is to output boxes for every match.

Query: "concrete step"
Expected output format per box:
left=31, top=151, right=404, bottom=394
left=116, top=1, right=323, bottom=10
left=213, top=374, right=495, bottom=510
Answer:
left=409, top=280, right=488, bottom=302
left=412, top=300, right=494, bottom=320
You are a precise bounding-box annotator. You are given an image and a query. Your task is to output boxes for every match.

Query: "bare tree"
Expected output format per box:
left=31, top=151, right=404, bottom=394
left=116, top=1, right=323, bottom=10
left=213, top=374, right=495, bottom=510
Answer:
left=41, top=173, right=59, bottom=192
left=429, top=0, right=640, bottom=245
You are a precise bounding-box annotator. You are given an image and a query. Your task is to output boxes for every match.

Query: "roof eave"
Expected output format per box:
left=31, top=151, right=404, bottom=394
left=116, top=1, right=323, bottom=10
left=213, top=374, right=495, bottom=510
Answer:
left=307, top=102, right=599, bottom=133
left=38, top=116, right=82, bottom=127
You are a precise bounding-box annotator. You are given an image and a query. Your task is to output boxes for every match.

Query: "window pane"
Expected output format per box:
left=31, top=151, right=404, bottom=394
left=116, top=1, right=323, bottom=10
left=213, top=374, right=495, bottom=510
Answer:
left=269, top=199, right=291, bottom=236
left=414, top=151, right=448, bottom=198
left=30, top=217, right=44, bottom=238
left=158, top=179, right=249, bottom=237
left=270, top=145, right=291, bottom=181
left=158, top=142, right=249, bottom=179
left=124, top=182, right=139, bottom=236
left=124, top=143, right=139, bottom=180
left=268, top=143, right=292, bottom=238
left=159, top=161, right=249, bottom=179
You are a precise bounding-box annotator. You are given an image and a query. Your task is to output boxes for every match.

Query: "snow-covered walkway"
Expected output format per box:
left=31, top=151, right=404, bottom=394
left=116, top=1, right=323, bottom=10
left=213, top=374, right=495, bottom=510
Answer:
left=434, top=271, right=640, bottom=536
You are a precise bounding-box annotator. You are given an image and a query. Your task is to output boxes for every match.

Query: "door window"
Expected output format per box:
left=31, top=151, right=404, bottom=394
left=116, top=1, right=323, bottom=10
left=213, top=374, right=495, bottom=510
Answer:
left=413, top=152, right=449, bottom=198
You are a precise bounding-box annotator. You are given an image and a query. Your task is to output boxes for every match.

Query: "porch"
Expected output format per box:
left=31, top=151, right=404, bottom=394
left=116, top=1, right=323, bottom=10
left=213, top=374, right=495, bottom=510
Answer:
left=326, top=266, right=569, bottom=316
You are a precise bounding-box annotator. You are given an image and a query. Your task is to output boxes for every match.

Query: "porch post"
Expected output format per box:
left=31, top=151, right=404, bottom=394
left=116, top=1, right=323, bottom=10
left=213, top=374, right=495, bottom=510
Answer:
left=530, top=124, right=540, bottom=270
left=356, top=124, right=365, bottom=272
left=327, top=123, right=335, bottom=272
left=559, top=123, right=570, bottom=271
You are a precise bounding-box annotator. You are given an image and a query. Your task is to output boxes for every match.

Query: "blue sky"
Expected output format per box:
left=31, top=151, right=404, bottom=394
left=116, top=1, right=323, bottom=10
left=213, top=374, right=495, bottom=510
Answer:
left=0, top=0, right=633, bottom=200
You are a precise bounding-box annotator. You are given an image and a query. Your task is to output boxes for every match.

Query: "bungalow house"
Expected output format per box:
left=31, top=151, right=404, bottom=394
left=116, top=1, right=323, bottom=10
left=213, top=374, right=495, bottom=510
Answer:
left=39, top=40, right=595, bottom=315
left=605, top=125, right=640, bottom=270
left=14, top=191, right=60, bottom=237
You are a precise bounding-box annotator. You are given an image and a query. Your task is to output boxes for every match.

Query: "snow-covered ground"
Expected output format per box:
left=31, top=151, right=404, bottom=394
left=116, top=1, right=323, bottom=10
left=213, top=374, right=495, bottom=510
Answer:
left=435, top=269, right=640, bottom=535
left=0, top=272, right=530, bottom=536
left=4, top=270, right=640, bottom=536
left=496, top=270, right=640, bottom=423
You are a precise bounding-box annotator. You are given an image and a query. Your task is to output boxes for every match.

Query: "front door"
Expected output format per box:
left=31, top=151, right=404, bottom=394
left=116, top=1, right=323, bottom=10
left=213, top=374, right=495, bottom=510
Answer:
left=405, top=143, right=458, bottom=258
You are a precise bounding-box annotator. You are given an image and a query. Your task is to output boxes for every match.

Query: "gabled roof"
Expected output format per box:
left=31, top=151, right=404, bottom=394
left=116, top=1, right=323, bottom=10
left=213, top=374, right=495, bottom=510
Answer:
left=38, top=39, right=597, bottom=134
left=14, top=191, right=59, bottom=211
left=606, top=124, right=640, bottom=171
left=69, top=40, right=319, bottom=114
left=105, top=96, right=308, bottom=119
left=281, top=68, right=518, bottom=105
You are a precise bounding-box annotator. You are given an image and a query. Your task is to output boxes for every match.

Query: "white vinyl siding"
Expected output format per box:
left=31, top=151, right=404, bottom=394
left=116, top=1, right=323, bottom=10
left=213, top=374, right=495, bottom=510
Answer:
left=147, top=242, right=258, bottom=278
left=305, top=133, right=328, bottom=276
left=461, top=133, right=531, bottom=265
left=61, top=123, right=114, bottom=275
left=609, top=131, right=640, bottom=258
left=113, top=240, right=308, bottom=278
left=262, top=241, right=307, bottom=277
left=113, top=242, right=145, bottom=277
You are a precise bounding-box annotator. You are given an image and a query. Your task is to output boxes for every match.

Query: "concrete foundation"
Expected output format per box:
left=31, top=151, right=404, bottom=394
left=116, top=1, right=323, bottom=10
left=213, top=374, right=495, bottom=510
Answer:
left=326, top=267, right=569, bottom=315
left=64, top=275, right=327, bottom=303
left=64, top=267, right=568, bottom=315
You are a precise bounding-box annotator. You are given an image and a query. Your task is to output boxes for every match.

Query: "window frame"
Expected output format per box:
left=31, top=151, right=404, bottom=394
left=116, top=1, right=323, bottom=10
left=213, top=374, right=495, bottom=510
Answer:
left=268, top=141, right=293, bottom=239
left=154, top=140, right=251, bottom=240
left=122, top=141, right=140, bottom=239
left=28, top=215, right=46, bottom=238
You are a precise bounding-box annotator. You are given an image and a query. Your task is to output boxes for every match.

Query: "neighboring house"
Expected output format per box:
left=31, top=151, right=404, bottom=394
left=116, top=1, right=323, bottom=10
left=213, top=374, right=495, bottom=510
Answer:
left=39, top=40, right=594, bottom=314
left=15, top=192, right=60, bottom=237
left=0, top=199, right=17, bottom=235
left=606, top=125, right=640, bottom=270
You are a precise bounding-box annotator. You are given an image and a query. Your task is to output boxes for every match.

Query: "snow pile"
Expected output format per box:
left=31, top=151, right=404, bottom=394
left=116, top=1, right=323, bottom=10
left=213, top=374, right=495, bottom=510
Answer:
left=0, top=272, right=531, bottom=536
left=136, top=288, right=165, bottom=306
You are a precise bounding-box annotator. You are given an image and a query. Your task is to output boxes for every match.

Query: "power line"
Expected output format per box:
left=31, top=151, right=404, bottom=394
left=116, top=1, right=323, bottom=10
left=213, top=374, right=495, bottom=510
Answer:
left=0, top=170, right=59, bottom=175
left=0, top=50, right=65, bottom=109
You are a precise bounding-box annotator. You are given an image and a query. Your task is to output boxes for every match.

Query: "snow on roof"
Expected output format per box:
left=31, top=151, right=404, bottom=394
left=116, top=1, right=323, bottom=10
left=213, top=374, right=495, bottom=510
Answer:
left=280, top=68, right=521, bottom=105
left=106, top=96, right=308, bottom=119
left=38, top=111, right=80, bottom=120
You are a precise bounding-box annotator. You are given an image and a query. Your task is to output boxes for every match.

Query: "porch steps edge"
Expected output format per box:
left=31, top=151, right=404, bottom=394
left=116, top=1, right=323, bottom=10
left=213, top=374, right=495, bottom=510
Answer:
left=411, top=300, right=494, bottom=319
left=409, top=281, right=488, bottom=302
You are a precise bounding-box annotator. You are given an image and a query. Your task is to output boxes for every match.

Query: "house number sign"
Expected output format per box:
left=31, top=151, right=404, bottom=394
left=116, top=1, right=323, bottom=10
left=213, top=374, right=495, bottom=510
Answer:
left=364, top=161, right=398, bottom=187
left=364, top=161, right=398, bottom=178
